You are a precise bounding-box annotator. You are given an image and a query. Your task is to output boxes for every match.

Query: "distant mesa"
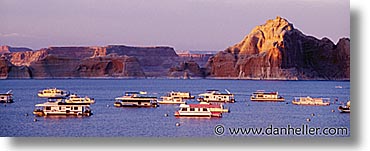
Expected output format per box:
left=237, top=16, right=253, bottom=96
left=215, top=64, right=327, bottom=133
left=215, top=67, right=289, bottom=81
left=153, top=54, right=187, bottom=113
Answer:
left=0, top=16, right=349, bottom=80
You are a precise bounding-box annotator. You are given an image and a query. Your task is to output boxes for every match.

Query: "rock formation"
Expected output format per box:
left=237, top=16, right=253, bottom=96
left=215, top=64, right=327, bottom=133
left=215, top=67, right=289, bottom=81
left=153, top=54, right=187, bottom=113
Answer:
left=168, top=61, right=206, bottom=78
left=207, top=16, right=350, bottom=80
left=0, top=57, right=31, bottom=79
left=0, top=45, right=32, bottom=55
left=76, top=55, right=145, bottom=77
left=0, top=17, right=350, bottom=80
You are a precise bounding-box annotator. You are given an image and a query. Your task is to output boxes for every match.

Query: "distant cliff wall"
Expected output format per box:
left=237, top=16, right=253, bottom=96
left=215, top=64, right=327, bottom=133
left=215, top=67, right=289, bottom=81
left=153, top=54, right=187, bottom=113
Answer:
left=0, top=45, right=186, bottom=78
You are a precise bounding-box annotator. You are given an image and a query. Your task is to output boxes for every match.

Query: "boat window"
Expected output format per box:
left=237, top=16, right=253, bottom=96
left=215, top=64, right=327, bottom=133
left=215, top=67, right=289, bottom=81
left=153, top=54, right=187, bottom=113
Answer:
left=205, top=96, right=209, bottom=98
left=181, top=108, right=187, bottom=111
left=190, top=108, right=195, bottom=111
left=59, top=107, right=61, bottom=110
left=74, top=107, right=78, bottom=110
left=0, top=97, right=4, bottom=99
left=46, top=107, right=51, bottom=110
left=203, top=108, right=208, bottom=112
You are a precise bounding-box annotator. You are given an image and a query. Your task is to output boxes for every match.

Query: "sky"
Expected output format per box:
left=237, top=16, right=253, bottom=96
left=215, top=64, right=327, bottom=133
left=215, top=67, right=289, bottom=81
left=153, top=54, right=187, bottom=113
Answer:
left=0, top=0, right=349, bottom=51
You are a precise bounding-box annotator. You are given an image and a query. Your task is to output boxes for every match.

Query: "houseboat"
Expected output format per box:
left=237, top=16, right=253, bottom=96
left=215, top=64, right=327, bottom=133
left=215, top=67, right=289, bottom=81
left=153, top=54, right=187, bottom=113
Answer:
left=174, top=103, right=222, bottom=117
left=33, top=101, right=92, bottom=116
left=197, top=90, right=235, bottom=103
left=292, top=96, right=330, bottom=106
left=0, top=90, right=13, bottom=103
left=338, top=101, right=350, bottom=113
left=159, top=96, right=186, bottom=104
left=250, top=90, right=285, bottom=102
left=114, top=91, right=158, bottom=107
left=65, top=94, right=95, bottom=104
left=38, top=88, right=70, bottom=98
left=167, top=91, right=195, bottom=99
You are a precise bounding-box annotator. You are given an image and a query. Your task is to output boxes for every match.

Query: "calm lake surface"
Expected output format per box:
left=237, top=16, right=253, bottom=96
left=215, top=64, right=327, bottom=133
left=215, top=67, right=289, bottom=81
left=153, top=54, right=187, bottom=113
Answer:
left=0, top=79, right=350, bottom=137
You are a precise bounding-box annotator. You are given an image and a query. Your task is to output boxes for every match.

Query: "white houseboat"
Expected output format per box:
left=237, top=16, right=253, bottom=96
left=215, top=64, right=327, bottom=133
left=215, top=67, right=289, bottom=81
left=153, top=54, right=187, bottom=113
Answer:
left=174, top=103, right=222, bottom=117
left=250, top=90, right=285, bottom=102
left=292, top=96, right=330, bottom=106
left=38, top=88, right=70, bottom=98
left=338, top=101, right=350, bottom=113
left=33, top=101, right=92, bottom=116
left=159, top=96, right=186, bottom=104
left=0, top=90, right=13, bottom=103
left=114, top=91, right=158, bottom=107
left=65, top=94, right=95, bottom=104
left=167, top=91, right=195, bottom=99
left=197, top=89, right=235, bottom=103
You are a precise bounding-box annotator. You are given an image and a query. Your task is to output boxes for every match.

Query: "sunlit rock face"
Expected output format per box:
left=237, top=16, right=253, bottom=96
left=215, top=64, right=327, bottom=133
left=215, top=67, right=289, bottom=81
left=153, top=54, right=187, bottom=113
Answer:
left=207, top=16, right=350, bottom=80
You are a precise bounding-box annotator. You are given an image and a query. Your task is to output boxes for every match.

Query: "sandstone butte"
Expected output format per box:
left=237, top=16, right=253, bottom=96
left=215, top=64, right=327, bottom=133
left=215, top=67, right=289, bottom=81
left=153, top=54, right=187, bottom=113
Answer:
left=207, top=16, right=350, bottom=80
left=0, top=16, right=349, bottom=80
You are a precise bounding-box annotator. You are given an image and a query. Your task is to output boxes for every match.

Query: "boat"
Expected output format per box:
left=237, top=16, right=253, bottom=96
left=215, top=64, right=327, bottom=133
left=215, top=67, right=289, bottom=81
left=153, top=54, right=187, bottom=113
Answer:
left=159, top=91, right=195, bottom=104
left=33, top=100, right=92, bottom=116
left=0, top=90, right=13, bottom=103
left=65, top=94, right=95, bottom=104
left=335, top=86, right=343, bottom=89
left=292, top=96, right=330, bottom=106
left=197, top=89, right=235, bottom=103
left=250, top=90, right=285, bottom=102
left=199, top=102, right=229, bottom=113
left=338, top=101, right=350, bottom=113
left=37, top=88, right=70, bottom=98
left=167, top=91, right=195, bottom=99
left=114, top=91, right=158, bottom=107
left=174, top=103, right=222, bottom=117
left=159, top=96, right=186, bottom=104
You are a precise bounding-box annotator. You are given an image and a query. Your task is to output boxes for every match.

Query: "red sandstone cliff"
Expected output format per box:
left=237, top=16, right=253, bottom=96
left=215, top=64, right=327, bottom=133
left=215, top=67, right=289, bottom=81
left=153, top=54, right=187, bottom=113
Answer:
left=207, top=16, right=350, bottom=80
left=0, top=45, right=191, bottom=78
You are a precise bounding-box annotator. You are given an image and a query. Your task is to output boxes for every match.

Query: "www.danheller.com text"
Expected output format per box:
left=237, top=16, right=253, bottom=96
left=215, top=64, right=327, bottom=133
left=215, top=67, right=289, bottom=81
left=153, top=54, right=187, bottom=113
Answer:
left=214, top=124, right=349, bottom=136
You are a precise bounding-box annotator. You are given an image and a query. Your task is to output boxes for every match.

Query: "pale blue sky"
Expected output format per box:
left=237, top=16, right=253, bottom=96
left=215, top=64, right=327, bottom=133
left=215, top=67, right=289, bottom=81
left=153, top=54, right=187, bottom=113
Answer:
left=0, top=0, right=349, bottom=51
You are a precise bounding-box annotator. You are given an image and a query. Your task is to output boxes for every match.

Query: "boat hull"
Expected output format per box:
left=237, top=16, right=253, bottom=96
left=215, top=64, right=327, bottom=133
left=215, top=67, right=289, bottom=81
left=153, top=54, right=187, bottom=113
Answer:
left=114, top=101, right=158, bottom=107
left=0, top=99, right=13, bottom=103
left=38, top=94, right=69, bottom=98
left=197, top=98, right=235, bottom=103
left=174, top=111, right=222, bottom=117
left=159, top=101, right=186, bottom=104
left=33, top=109, right=92, bottom=116
left=292, top=101, right=330, bottom=106
left=250, top=98, right=285, bottom=102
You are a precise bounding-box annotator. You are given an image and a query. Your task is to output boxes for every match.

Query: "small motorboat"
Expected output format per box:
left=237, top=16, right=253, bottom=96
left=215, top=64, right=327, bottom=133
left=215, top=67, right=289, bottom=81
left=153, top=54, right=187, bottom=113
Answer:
left=38, top=88, right=70, bottom=98
left=0, top=90, right=13, bottom=103
left=338, top=101, right=350, bottom=113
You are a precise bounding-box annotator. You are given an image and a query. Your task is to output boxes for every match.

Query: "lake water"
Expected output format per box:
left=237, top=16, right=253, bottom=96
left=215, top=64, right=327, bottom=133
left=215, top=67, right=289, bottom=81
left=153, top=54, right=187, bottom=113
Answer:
left=0, top=79, right=350, bottom=137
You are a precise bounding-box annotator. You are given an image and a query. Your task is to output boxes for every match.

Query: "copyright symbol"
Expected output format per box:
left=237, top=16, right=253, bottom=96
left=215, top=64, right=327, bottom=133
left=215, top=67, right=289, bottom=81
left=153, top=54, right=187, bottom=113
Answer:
left=214, top=124, right=225, bottom=136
